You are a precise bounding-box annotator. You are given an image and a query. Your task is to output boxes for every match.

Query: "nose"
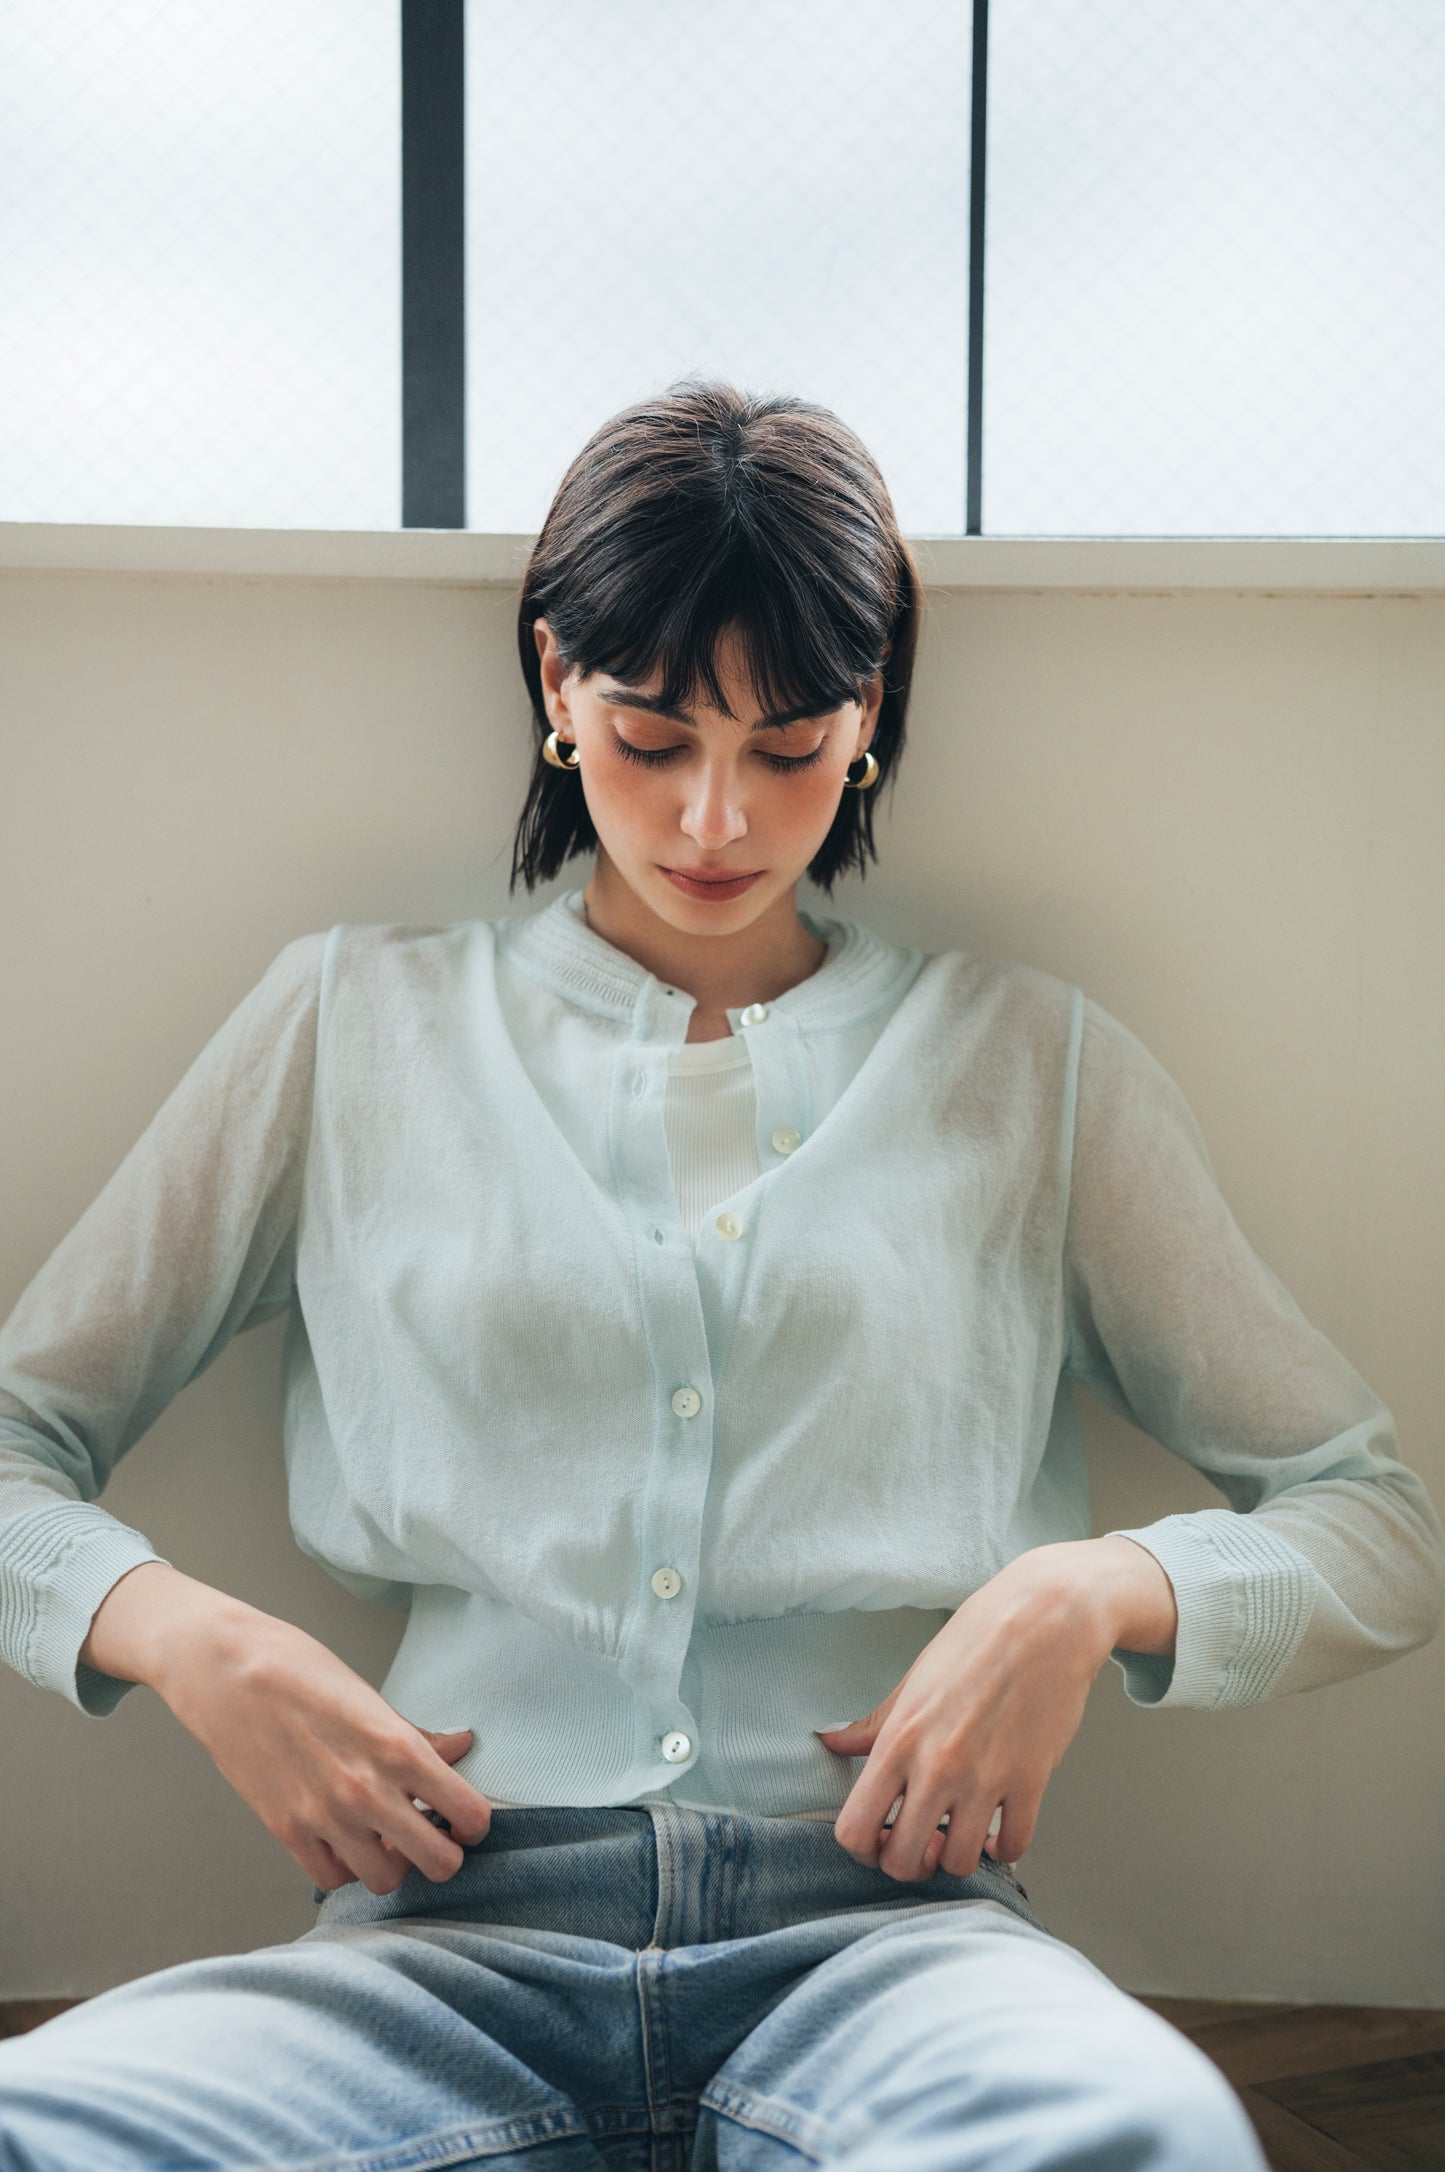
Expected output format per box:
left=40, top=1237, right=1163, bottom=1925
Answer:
left=678, top=763, right=749, bottom=852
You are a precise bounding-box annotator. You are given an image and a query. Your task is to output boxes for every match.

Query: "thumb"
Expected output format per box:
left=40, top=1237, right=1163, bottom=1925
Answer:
left=419, top=1725, right=474, bottom=1764
left=815, top=1712, right=878, bottom=1751
left=815, top=1686, right=899, bottom=1752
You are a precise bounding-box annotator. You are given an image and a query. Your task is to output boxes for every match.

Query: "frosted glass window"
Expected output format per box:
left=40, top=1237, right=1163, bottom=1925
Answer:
left=463, top=0, right=973, bottom=537
left=985, top=1, right=1445, bottom=536
left=2, top=1, right=400, bottom=529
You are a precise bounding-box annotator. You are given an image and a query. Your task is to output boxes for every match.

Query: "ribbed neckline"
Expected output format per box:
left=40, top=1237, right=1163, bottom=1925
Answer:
left=667, top=1033, right=754, bottom=1072
left=496, top=884, right=918, bottom=1032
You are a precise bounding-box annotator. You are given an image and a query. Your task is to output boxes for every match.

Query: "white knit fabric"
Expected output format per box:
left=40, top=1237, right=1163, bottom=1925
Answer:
left=663, top=1034, right=763, bottom=1246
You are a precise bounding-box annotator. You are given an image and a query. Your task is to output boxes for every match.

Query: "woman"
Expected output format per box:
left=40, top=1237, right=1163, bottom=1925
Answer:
left=0, top=380, right=1440, bottom=2171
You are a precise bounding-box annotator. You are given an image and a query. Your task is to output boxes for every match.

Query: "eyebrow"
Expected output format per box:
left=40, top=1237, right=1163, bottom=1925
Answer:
left=600, top=686, right=836, bottom=733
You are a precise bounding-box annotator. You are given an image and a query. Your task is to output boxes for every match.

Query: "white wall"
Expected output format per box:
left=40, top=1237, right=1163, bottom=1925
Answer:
left=1, top=557, right=1441, bottom=2004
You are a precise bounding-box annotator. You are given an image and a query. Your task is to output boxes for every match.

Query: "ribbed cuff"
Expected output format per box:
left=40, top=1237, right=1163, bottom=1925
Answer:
left=0, top=1499, right=170, bottom=1716
left=1102, top=1509, right=1318, bottom=1710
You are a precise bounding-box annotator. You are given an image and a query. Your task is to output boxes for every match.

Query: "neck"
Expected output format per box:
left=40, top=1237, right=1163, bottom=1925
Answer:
left=580, top=855, right=829, bottom=1018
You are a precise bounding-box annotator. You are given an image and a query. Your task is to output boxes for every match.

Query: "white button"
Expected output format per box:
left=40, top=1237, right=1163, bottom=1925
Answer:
left=739, top=1002, right=769, bottom=1025
left=660, top=1731, right=693, bottom=1763
left=715, top=1211, right=743, bottom=1240
left=671, top=1385, right=702, bottom=1418
left=771, top=1126, right=801, bottom=1154
left=651, top=1567, right=683, bottom=1599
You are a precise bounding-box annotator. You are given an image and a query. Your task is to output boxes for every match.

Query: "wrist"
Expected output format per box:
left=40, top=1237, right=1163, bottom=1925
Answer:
left=82, top=1561, right=258, bottom=1703
left=999, top=1537, right=1179, bottom=1666
left=1076, top=1534, right=1179, bottom=1659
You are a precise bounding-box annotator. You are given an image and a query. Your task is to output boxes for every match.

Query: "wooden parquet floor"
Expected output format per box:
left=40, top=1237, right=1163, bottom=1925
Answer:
left=1136, top=1999, right=1445, bottom=2169
left=4, top=1994, right=1444, bottom=2166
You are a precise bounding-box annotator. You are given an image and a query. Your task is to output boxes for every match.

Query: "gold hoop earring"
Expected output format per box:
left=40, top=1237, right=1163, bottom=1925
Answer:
left=542, top=728, right=581, bottom=771
left=843, top=749, right=879, bottom=790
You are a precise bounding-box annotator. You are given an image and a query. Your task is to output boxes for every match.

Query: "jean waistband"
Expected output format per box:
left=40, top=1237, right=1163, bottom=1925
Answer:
left=311, top=1800, right=1042, bottom=1946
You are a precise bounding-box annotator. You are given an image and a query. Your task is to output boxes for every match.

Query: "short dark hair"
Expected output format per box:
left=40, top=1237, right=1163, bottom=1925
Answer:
left=509, top=378, right=924, bottom=895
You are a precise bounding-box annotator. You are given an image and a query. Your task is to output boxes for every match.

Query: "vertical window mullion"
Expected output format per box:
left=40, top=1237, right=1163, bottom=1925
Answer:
left=401, top=0, right=466, bottom=528
left=966, top=0, right=989, bottom=536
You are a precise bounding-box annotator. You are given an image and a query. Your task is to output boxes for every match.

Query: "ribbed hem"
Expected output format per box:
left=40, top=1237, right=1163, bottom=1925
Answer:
left=381, top=1586, right=960, bottom=1814
left=1103, top=1509, right=1318, bottom=1710
left=0, top=1499, right=168, bottom=1715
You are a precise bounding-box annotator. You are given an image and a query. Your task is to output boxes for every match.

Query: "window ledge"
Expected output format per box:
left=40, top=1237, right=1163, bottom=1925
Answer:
left=2, top=522, right=1445, bottom=594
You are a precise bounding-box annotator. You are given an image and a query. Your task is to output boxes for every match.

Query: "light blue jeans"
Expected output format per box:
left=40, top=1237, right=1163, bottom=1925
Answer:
left=0, top=1803, right=1265, bottom=2170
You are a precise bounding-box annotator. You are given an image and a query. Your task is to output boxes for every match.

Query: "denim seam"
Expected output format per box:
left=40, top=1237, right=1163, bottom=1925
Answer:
left=699, top=2079, right=856, bottom=2164
left=262, top=2099, right=594, bottom=2172
left=648, top=1803, right=680, bottom=1948
left=634, top=1947, right=677, bottom=2140
left=721, top=1814, right=740, bottom=1942
left=585, top=2099, right=699, bottom=2140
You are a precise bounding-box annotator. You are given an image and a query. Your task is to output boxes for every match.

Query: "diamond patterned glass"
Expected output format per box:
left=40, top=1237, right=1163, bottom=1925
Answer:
left=2, top=0, right=400, bottom=529
left=984, top=0, right=1445, bottom=535
left=463, top=0, right=974, bottom=536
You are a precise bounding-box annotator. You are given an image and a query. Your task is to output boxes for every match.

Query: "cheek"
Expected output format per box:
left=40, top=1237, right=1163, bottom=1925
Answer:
left=581, top=761, right=681, bottom=859
left=795, top=762, right=850, bottom=824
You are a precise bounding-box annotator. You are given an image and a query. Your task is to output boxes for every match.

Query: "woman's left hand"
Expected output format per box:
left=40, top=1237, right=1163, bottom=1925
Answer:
left=815, top=1543, right=1125, bottom=1884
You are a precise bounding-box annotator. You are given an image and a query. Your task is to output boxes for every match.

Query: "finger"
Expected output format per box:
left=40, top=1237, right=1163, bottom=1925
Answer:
left=384, top=1729, right=491, bottom=1847
left=297, top=1833, right=355, bottom=1893
left=987, top=1799, right=1037, bottom=1866
left=378, top=1824, right=462, bottom=1893
left=330, top=1818, right=432, bottom=1897
left=938, top=1807, right=995, bottom=1877
left=421, top=1758, right=494, bottom=1846
left=376, top=1796, right=470, bottom=1883
left=332, top=1775, right=468, bottom=1888
left=834, top=1783, right=905, bottom=1869
left=877, top=1788, right=953, bottom=1883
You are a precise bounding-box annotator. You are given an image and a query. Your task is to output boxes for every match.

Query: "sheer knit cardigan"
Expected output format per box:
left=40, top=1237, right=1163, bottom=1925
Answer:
left=1, top=889, right=1440, bottom=1815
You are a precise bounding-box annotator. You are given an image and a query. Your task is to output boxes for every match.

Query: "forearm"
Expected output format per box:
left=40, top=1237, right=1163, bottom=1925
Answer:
left=80, top=1558, right=257, bottom=1699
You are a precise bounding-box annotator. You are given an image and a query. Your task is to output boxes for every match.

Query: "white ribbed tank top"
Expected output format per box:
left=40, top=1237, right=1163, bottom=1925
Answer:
left=662, top=1030, right=763, bottom=1242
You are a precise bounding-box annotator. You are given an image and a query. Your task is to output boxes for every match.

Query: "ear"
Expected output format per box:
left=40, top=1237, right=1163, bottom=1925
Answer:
left=533, top=616, right=570, bottom=729
left=856, top=665, right=886, bottom=752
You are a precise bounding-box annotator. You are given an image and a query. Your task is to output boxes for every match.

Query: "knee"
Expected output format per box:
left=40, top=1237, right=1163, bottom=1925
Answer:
left=0, top=2056, right=98, bottom=2172
left=1112, top=2047, right=1267, bottom=2172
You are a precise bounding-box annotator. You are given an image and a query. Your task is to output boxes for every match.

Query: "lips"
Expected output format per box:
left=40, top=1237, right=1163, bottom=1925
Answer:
left=660, top=865, right=764, bottom=901
left=665, top=868, right=758, bottom=883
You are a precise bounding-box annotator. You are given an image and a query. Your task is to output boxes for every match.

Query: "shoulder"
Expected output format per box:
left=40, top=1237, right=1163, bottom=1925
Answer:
left=908, top=937, right=1083, bottom=1054
left=311, top=917, right=496, bottom=997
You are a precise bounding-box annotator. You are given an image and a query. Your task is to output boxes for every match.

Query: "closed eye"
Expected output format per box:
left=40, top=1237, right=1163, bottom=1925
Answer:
left=613, top=739, right=829, bottom=774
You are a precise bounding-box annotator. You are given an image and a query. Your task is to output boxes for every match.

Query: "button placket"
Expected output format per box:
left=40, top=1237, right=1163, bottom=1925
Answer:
left=612, top=988, right=714, bottom=1785
left=737, top=1009, right=812, bottom=1180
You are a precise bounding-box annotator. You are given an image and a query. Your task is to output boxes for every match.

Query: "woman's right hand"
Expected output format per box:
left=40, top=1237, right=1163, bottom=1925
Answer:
left=153, top=1603, right=495, bottom=1896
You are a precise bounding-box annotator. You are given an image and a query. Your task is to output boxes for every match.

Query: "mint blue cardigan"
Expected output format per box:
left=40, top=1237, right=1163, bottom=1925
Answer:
left=1, top=888, right=1441, bottom=1815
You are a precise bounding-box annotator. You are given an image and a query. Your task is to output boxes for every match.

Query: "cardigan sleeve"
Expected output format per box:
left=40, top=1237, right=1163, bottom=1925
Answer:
left=0, top=931, right=328, bottom=1718
left=1062, top=992, right=1445, bottom=1711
